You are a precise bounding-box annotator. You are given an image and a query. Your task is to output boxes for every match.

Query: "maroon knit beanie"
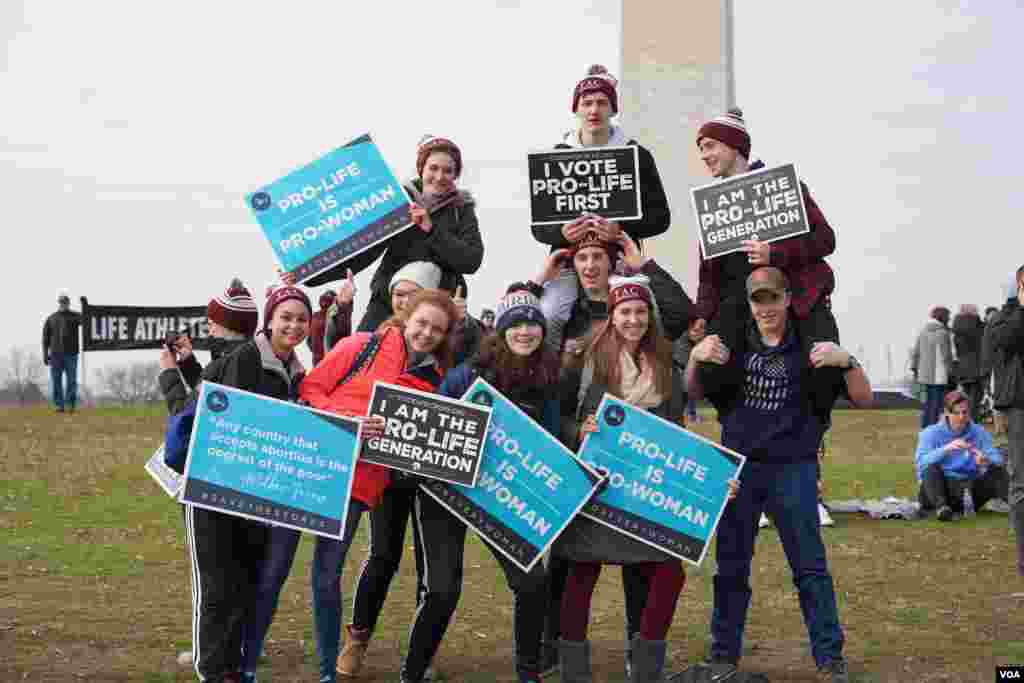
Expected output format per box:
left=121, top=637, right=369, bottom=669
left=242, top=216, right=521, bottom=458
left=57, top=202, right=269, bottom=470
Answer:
left=207, top=278, right=259, bottom=337
left=416, top=135, right=463, bottom=178
left=608, top=280, right=652, bottom=313
left=263, top=286, right=313, bottom=331
left=570, top=229, right=623, bottom=262
left=572, top=64, right=619, bottom=114
left=697, top=107, right=752, bottom=159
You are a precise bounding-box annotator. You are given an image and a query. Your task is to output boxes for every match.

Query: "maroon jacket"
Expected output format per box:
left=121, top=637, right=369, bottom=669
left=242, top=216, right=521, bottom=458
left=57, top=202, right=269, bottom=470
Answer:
left=696, top=162, right=836, bottom=320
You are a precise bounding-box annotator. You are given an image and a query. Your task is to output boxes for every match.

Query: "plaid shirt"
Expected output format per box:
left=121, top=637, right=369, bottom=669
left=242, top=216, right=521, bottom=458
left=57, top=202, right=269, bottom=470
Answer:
left=695, top=162, right=836, bottom=320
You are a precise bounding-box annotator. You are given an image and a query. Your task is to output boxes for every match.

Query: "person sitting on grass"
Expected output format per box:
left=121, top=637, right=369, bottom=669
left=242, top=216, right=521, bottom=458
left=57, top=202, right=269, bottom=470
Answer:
left=915, top=388, right=1008, bottom=521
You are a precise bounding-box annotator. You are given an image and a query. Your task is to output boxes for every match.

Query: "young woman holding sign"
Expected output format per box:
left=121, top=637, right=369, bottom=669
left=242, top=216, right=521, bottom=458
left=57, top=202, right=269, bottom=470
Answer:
left=558, top=278, right=739, bottom=683
left=305, top=135, right=484, bottom=335
left=418, top=273, right=564, bottom=683
left=182, top=285, right=312, bottom=683
left=300, top=288, right=458, bottom=683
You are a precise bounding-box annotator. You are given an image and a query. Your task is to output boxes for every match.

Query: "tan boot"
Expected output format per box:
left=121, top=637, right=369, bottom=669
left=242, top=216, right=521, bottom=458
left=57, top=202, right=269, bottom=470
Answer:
left=337, top=625, right=370, bottom=678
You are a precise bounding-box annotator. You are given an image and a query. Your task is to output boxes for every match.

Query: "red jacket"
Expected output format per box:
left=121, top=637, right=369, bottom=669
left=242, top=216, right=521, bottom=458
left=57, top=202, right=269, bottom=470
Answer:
left=696, top=168, right=836, bottom=321
left=299, top=326, right=443, bottom=507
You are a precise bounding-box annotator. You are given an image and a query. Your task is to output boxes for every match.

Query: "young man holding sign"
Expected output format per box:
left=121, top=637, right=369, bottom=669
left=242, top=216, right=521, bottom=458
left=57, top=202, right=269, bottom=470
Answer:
left=686, top=266, right=871, bottom=682
left=693, top=108, right=839, bottom=360
left=531, top=65, right=672, bottom=352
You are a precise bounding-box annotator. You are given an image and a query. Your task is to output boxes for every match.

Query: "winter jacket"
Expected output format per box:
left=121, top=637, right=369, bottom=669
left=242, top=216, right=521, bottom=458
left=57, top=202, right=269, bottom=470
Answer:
left=305, top=179, right=483, bottom=302
left=991, top=299, right=1024, bottom=410
left=531, top=127, right=671, bottom=251
left=438, top=362, right=561, bottom=437
left=952, top=312, right=984, bottom=380
left=695, top=160, right=836, bottom=322
left=981, top=313, right=1000, bottom=378
left=299, top=325, right=445, bottom=507
left=157, top=337, right=249, bottom=415
left=911, top=320, right=954, bottom=386
left=914, top=418, right=1003, bottom=481
left=42, top=309, right=83, bottom=357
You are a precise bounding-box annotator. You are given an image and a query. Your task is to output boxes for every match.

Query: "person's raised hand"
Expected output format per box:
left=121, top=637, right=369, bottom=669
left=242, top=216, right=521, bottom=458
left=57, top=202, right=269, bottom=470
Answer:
left=410, top=204, right=433, bottom=233
left=453, top=286, right=467, bottom=321
left=726, top=478, right=741, bottom=501
left=177, top=336, right=194, bottom=360
left=360, top=414, right=386, bottom=440
left=159, top=347, right=178, bottom=370
left=617, top=232, right=647, bottom=272
left=561, top=215, right=590, bottom=243
left=579, top=414, right=599, bottom=438
left=688, top=318, right=707, bottom=343
left=276, top=267, right=297, bottom=288
left=534, top=249, right=571, bottom=286
left=336, top=268, right=356, bottom=306
left=590, top=215, right=622, bottom=242
left=810, top=342, right=852, bottom=369
left=692, top=334, right=730, bottom=365
left=740, top=239, right=771, bottom=266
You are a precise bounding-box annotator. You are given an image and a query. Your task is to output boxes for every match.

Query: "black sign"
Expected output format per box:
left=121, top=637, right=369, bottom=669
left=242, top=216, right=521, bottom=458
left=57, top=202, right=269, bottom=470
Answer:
left=691, top=163, right=809, bottom=260
left=81, top=298, right=212, bottom=352
left=528, top=146, right=642, bottom=225
left=362, top=383, right=491, bottom=487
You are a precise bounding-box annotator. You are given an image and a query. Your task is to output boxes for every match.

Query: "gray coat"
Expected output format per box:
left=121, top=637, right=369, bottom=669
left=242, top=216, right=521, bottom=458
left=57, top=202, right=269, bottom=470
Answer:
left=911, top=320, right=954, bottom=386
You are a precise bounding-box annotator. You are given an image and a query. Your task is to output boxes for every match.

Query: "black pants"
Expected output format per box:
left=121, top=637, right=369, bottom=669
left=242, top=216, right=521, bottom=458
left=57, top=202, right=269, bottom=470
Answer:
left=918, top=462, right=1009, bottom=512
left=960, top=380, right=985, bottom=422
left=184, top=505, right=268, bottom=683
left=351, top=477, right=426, bottom=635
left=708, top=292, right=840, bottom=357
left=396, top=489, right=549, bottom=681
left=544, top=556, right=650, bottom=646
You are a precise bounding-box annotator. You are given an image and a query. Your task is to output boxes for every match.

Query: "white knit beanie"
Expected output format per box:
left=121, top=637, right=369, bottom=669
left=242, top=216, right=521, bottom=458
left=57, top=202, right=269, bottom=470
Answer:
left=390, top=261, right=443, bottom=294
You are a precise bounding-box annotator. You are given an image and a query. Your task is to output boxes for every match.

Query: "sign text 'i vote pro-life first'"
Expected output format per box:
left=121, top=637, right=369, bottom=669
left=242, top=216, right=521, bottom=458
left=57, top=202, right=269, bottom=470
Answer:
left=528, top=146, right=641, bottom=225
left=691, top=162, right=809, bottom=260
left=246, top=134, right=412, bottom=283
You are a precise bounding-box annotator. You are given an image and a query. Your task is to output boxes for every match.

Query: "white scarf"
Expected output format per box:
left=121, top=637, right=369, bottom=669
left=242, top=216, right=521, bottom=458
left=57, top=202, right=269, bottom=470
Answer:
left=618, top=350, right=662, bottom=409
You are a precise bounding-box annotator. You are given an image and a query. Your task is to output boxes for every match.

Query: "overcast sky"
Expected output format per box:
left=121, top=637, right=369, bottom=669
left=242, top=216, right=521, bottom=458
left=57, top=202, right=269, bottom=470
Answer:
left=3, top=0, right=1020, bottom=385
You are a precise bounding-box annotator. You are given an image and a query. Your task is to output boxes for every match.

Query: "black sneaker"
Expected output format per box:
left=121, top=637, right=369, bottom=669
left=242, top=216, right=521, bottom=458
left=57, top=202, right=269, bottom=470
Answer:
left=818, top=658, right=850, bottom=682
left=936, top=505, right=955, bottom=522
left=703, top=658, right=739, bottom=681
left=538, top=642, right=558, bottom=678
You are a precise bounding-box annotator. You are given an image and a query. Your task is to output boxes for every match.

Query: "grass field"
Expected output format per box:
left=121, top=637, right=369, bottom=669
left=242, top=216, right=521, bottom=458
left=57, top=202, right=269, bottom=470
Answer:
left=2, top=405, right=1022, bottom=682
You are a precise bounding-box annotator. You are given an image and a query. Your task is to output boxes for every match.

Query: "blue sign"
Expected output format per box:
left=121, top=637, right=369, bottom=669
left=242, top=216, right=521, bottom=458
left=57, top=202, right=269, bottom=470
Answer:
left=419, top=378, right=603, bottom=572
left=246, top=134, right=412, bottom=283
left=578, top=394, right=745, bottom=565
left=180, top=382, right=361, bottom=539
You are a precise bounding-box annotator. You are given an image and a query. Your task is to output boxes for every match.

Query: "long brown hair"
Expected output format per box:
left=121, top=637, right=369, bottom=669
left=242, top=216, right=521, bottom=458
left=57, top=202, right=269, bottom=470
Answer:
left=585, top=302, right=674, bottom=399
left=475, top=330, right=561, bottom=393
left=377, top=288, right=459, bottom=372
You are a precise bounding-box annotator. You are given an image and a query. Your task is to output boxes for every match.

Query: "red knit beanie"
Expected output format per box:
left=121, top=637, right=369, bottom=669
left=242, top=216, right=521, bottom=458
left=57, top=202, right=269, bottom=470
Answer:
left=608, top=279, right=653, bottom=313
left=572, top=64, right=619, bottom=114
left=697, top=107, right=752, bottom=159
left=416, top=135, right=463, bottom=178
left=207, top=278, right=258, bottom=337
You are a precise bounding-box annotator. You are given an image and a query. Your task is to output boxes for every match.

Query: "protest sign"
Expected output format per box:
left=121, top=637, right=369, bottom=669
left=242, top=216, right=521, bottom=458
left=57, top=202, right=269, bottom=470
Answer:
left=180, top=382, right=360, bottom=539
left=578, top=395, right=744, bottom=565
left=81, top=298, right=211, bottom=352
left=246, top=134, right=412, bottom=283
left=419, top=378, right=603, bottom=572
left=528, top=146, right=641, bottom=225
left=361, top=382, right=491, bottom=487
left=145, top=445, right=183, bottom=498
left=691, top=162, right=809, bottom=260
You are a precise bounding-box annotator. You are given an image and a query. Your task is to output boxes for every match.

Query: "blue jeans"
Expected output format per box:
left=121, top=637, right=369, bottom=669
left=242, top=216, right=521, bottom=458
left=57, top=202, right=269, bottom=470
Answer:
left=711, top=460, right=844, bottom=669
left=921, top=384, right=946, bottom=428
left=241, top=525, right=302, bottom=674
left=312, top=501, right=367, bottom=683
left=49, top=352, right=78, bottom=409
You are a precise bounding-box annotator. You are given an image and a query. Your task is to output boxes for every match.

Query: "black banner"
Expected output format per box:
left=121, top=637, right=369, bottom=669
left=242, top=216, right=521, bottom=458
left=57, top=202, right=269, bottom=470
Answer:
left=81, top=297, right=212, bottom=352
left=528, top=146, right=642, bottom=225
left=691, top=162, right=809, bottom=260
left=361, top=383, right=491, bottom=487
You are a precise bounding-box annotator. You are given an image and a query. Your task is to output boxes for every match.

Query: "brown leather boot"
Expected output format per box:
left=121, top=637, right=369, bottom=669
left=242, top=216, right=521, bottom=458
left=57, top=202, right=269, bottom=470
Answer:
left=337, top=625, right=370, bottom=678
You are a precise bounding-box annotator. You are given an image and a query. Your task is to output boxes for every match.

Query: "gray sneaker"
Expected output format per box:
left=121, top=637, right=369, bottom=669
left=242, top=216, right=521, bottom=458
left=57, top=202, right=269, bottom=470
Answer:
left=818, top=658, right=850, bottom=683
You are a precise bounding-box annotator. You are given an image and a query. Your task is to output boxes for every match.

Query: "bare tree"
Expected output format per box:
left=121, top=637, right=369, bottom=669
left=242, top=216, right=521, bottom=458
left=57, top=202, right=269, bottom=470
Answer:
left=1, top=346, right=46, bottom=405
left=96, top=361, right=162, bottom=404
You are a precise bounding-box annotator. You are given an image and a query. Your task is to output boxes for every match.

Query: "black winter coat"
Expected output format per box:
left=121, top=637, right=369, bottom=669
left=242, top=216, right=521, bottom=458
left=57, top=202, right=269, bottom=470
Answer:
left=952, top=312, right=984, bottom=380
left=42, top=309, right=82, bottom=357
